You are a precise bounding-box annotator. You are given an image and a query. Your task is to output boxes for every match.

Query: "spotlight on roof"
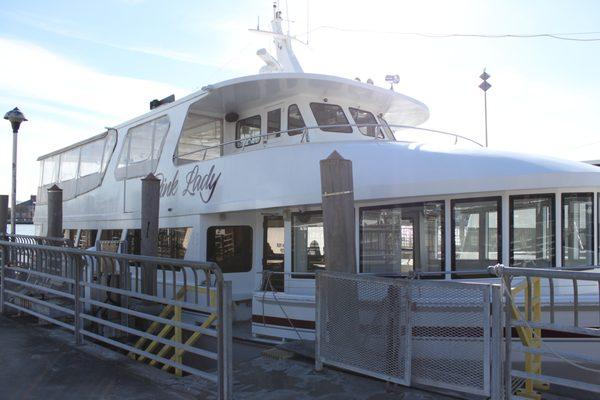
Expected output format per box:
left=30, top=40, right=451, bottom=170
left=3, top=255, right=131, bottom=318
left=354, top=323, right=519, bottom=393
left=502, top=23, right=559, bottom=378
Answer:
left=385, top=74, right=400, bottom=90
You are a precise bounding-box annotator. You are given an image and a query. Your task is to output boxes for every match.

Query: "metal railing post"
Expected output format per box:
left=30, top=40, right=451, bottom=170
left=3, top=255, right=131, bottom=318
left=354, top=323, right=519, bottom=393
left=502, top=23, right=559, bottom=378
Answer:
left=217, top=279, right=232, bottom=400
left=0, top=244, right=5, bottom=314
left=73, top=257, right=83, bottom=345
left=502, top=275, right=513, bottom=399
left=491, top=284, right=503, bottom=400
left=314, top=271, right=323, bottom=371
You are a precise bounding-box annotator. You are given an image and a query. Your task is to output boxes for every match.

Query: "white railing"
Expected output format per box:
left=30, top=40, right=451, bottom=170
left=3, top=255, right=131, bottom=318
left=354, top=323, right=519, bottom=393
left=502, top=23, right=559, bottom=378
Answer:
left=173, top=123, right=484, bottom=163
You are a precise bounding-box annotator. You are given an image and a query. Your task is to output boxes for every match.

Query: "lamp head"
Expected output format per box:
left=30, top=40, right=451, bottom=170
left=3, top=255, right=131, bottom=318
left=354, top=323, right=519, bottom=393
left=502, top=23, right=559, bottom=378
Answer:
left=4, top=107, right=27, bottom=133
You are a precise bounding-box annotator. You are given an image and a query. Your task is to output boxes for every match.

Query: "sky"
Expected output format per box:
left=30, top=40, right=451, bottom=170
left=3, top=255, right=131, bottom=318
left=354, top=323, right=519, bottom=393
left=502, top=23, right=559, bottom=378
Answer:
left=1, top=0, right=600, bottom=202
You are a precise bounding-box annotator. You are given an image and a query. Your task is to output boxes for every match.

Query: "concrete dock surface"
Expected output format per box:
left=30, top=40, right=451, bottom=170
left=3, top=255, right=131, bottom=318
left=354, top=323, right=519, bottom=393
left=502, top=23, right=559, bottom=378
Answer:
left=0, top=315, right=453, bottom=400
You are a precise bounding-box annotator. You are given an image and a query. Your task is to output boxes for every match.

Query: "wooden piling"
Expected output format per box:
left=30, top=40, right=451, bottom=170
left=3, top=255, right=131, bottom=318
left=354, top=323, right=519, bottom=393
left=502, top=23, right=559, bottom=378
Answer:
left=47, top=185, right=63, bottom=238
left=319, top=151, right=356, bottom=273
left=141, top=173, right=160, bottom=295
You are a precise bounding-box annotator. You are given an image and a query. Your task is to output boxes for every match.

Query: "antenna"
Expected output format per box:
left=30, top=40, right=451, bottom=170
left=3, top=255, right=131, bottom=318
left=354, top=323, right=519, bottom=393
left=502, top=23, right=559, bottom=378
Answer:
left=257, top=16, right=260, bottom=30
left=306, top=0, right=310, bottom=45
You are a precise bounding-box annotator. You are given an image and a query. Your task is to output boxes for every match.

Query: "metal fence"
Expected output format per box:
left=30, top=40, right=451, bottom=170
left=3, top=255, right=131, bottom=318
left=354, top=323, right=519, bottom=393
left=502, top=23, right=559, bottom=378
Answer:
left=489, top=264, right=600, bottom=399
left=0, top=239, right=232, bottom=400
left=315, top=271, right=503, bottom=398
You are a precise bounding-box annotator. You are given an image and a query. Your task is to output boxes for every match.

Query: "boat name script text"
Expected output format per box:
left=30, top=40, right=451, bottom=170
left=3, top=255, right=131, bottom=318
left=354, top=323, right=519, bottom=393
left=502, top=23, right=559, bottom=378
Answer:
left=156, top=165, right=221, bottom=203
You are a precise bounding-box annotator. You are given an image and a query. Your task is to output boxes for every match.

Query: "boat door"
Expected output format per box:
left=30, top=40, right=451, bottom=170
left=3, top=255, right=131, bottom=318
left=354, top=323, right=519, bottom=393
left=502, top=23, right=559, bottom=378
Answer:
left=401, top=210, right=420, bottom=273
left=262, top=215, right=285, bottom=291
left=263, top=104, right=284, bottom=146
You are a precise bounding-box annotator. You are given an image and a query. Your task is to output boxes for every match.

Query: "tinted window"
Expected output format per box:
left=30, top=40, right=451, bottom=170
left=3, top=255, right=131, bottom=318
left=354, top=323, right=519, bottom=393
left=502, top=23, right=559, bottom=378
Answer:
left=349, top=108, right=384, bottom=138
left=562, top=193, right=593, bottom=267
left=175, top=112, right=222, bottom=164
left=267, top=109, right=281, bottom=137
left=452, top=197, right=501, bottom=275
left=207, top=226, right=253, bottom=273
left=360, top=202, right=444, bottom=275
left=287, top=104, right=306, bottom=136
left=235, top=115, right=261, bottom=148
left=309, top=103, right=352, bottom=133
left=158, top=227, right=192, bottom=259
left=510, top=194, right=555, bottom=267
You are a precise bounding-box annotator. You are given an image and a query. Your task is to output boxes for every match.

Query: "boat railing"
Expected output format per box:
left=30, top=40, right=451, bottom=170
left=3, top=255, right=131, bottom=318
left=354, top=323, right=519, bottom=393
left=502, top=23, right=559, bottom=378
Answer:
left=173, top=123, right=483, bottom=163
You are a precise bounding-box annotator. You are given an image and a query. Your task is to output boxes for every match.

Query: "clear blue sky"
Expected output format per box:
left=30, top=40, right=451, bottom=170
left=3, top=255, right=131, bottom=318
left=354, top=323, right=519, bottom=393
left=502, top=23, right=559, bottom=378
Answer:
left=1, top=0, right=600, bottom=201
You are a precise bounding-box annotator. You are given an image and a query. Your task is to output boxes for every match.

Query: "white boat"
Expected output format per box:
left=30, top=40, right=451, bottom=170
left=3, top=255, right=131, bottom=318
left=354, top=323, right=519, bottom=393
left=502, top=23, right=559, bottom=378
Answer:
left=33, top=6, right=600, bottom=346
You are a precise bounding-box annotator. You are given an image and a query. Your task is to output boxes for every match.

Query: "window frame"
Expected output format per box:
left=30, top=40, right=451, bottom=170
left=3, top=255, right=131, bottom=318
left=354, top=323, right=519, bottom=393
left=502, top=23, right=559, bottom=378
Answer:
left=206, top=225, right=253, bottom=273
left=309, top=102, right=353, bottom=133
left=450, top=196, right=502, bottom=277
left=291, top=210, right=325, bottom=278
left=115, top=115, right=170, bottom=181
left=287, top=104, right=306, bottom=136
left=349, top=107, right=384, bottom=138
left=358, top=201, right=445, bottom=277
left=509, top=193, right=556, bottom=267
left=561, top=192, right=594, bottom=267
left=173, top=105, right=224, bottom=165
left=235, top=115, right=262, bottom=148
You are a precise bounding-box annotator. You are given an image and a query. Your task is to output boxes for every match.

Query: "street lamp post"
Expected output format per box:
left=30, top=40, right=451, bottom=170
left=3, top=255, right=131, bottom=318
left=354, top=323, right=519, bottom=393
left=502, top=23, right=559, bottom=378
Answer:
left=4, top=107, right=27, bottom=235
left=479, top=69, right=491, bottom=147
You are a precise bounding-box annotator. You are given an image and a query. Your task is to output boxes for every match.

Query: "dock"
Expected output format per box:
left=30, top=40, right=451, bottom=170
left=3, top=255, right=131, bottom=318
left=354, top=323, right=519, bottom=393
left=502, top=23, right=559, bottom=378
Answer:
left=0, top=314, right=450, bottom=400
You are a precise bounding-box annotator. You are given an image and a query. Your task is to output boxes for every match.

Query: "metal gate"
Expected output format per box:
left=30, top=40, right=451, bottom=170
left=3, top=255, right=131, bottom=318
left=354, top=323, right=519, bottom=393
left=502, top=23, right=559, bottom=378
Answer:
left=316, top=271, right=502, bottom=398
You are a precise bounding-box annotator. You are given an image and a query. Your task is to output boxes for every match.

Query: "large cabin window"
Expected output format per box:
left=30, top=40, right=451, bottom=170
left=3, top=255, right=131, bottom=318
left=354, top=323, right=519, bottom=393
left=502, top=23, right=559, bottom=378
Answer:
left=562, top=193, right=593, bottom=267
left=452, top=197, right=501, bottom=274
left=287, top=104, right=306, bottom=136
left=510, top=194, right=555, bottom=267
left=309, top=103, right=352, bottom=133
left=37, top=130, right=117, bottom=203
left=115, top=115, right=170, bottom=180
left=291, top=212, right=325, bottom=277
left=360, top=202, right=444, bottom=275
left=349, top=108, right=384, bottom=138
left=235, top=115, right=261, bottom=148
left=206, top=226, right=253, bottom=273
left=175, top=114, right=222, bottom=164
left=158, top=228, right=192, bottom=259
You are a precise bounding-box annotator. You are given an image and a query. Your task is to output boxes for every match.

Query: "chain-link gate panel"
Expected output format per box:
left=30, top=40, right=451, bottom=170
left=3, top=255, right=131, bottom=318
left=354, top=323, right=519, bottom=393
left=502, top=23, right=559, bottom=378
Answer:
left=316, top=271, right=412, bottom=385
left=316, top=273, right=492, bottom=398
left=410, top=281, right=491, bottom=396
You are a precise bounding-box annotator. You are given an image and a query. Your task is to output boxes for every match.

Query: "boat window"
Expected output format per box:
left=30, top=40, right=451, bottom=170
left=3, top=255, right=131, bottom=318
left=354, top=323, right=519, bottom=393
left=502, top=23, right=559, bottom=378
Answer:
left=309, top=103, right=352, bottom=133
left=126, top=229, right=141, bottom=255
left=100, top=229, right=123, bottom=241
left=292, top=212, right=325, bottom=277
left=452, top=197, right=501, bottom=275
left=267, top=109, right=281, bottom=137
left=262, top=216, right=285, bottom=291
left=206, top=226, right=253, bottom=273
left=360, top=202, right=444, bottom=276
left=562, top=193, right=593, bottom=267
left=349, top=108, right=384, bottom=138
left=158, top=227, right=192, bottom=259
left=77, top=229, right=97, bottom=249
left=510, top=194, right=555, bottom=267
left=115, top=115, right=170, bottom=180
left=101, top=131, right=117, bottom=172
left=378, top=115, right=395, bottom=140
left=174, top=113, right=222, bottom=164
left=42, top=155, right=59, bottom=185
left=79, top=138, right=105, bottom=177
left=59, top=148, right=80, bottom=182
left=287, top=104, right=306, bottom=136
left=235, top=115, right=261, bottom=148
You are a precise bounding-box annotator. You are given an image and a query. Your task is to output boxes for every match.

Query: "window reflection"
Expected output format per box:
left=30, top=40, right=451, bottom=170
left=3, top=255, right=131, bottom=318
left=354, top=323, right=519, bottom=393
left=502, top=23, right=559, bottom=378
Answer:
left=292, top=212, right=325, bottom=276
left=360, top=202, right=444, bottom=275
left=562, top=193, right=593, bottom=267
left=510, top=194, right=555, bottom=267
left=452, top=197, right=501, bottom=273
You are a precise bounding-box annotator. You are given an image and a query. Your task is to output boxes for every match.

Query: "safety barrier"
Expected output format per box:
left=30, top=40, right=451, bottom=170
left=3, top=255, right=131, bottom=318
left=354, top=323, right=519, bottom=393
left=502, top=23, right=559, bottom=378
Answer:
left=0, top=240, right=232, bottom=400
left=315, top=271, right=503, bottom=398
left=489, top=264, right=600, bottom=399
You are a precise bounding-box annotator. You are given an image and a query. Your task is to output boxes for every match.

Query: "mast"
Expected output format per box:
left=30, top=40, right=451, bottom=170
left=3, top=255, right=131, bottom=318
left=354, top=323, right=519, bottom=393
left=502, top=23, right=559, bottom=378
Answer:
left=251, top=3, right=303, bottom=73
